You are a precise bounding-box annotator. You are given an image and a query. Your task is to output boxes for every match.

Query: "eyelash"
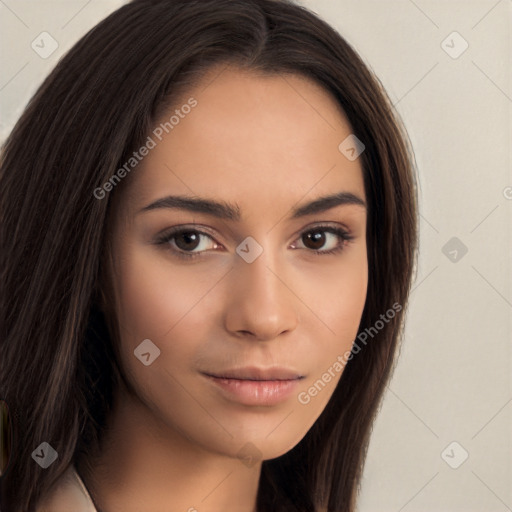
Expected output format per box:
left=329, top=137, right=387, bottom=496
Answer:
left=154, top=224, right=354, bottom=260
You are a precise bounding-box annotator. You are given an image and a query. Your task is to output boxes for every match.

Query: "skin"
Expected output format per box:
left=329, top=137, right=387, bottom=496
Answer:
left=81, top=66, right=368, bottom=512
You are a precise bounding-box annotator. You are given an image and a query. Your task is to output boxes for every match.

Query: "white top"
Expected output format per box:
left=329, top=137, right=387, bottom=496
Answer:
left=36, top=465, right=98, bottom=512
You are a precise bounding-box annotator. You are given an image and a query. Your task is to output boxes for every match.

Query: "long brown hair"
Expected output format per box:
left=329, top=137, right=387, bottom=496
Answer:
left=0, top=0, right=418, bottom=510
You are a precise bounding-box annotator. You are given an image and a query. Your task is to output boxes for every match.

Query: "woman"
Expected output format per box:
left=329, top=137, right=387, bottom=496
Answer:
left=0, top=0, right=418, bottom=510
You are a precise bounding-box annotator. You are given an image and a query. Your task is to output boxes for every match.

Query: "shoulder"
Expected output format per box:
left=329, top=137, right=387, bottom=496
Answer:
left=36, top=465, right=97, bottom=512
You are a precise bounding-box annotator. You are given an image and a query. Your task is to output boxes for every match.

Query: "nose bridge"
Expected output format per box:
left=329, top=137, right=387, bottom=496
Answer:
left=224, top=239, right=299, bottom=339
left=238, top=246, right=279, bottom=299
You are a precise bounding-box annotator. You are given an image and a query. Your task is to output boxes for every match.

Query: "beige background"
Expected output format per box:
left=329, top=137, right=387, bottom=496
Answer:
left=1, top=1, right=511, bottom=510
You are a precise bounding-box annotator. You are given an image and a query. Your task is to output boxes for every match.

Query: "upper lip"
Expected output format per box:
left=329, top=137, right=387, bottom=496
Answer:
left=202, top=366, right=304, bottom=381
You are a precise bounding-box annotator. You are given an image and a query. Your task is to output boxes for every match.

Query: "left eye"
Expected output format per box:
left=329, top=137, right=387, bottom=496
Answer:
left=290, top=226, right=353, bottom=255
left=155, top=225, right=352, bottom=259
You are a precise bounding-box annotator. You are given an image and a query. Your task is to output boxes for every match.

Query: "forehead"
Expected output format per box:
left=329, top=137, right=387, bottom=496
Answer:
left=120, top=66, right=366, bottom=215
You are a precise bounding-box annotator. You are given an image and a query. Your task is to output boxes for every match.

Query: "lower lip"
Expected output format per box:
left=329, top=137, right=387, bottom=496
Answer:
left=204, top=375, right=301, bottom=406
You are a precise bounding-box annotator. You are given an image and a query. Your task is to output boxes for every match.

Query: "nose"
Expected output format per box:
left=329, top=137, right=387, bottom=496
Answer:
left=223, top=248, right=300, bottom=341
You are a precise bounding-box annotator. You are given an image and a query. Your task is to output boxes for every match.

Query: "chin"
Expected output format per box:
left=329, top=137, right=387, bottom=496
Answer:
left=180, top=409, right=317, bottom=464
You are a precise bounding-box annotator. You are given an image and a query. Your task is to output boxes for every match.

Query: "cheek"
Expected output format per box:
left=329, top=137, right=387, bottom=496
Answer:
left=110, top=245, right=219, bottom=403
left=292, top=245, right=368, bottom=409
left=111, top=245, right=221, bottom=420
left=323, top=259, right=368, bottom=342
left=300, top=242, right=368, bottom=344
left=113, top=243, right=215, bottom=343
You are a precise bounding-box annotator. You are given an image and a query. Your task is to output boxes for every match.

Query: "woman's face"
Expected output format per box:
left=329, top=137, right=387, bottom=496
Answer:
left=108, top=66, right=368, bottom=462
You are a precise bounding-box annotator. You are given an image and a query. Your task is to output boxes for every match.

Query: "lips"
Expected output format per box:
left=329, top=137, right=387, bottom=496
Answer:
left=201, top=367, right=305, bottom=406
left=202, top=366, right=304, bottom=381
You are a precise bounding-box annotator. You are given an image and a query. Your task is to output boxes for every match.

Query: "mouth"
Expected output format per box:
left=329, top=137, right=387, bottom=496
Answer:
left=203, top=366, right=305, bottom=381
left=201, top=367, right=305, bottom=406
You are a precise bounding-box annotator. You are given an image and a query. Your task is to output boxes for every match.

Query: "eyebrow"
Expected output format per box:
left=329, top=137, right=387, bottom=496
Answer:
left=138, top=191, right=366, bottom=220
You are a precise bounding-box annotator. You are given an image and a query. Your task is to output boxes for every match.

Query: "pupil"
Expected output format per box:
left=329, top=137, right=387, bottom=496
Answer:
left=176, top=232, right=200, bottom=251
left=305, top=230, right=325, bottom=250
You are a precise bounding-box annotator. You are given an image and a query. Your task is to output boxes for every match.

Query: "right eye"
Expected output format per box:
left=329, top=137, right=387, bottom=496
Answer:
left=154, top=227, right=222, bottom=259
